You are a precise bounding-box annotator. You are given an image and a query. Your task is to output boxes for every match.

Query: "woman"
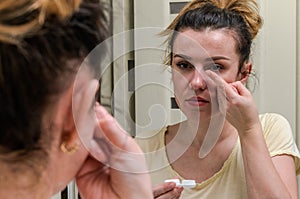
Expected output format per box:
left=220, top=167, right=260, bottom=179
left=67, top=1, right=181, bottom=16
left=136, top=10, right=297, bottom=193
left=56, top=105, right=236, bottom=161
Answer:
left=136, top=0, right=300, bottom=198
left=0, top=0, right=152, bottom=198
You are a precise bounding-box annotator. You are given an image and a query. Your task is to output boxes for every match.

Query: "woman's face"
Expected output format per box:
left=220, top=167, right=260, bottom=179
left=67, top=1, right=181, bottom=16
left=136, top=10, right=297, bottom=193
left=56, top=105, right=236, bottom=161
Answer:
left=171, top=28, right=243, bottom=119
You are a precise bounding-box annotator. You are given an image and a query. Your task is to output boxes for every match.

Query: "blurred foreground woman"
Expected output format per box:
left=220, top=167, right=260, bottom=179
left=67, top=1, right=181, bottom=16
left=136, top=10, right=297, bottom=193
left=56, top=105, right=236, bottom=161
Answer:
left=0, top=0, right=152, bottom=198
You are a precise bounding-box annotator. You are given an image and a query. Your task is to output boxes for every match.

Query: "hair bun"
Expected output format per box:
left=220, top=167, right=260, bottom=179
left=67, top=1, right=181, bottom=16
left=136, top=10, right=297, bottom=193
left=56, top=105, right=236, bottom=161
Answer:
left=36, top=0, right=82, bottom=20
left=220, top=0, right=263, bottom=40
left=166, top=0, right=262, bottom=40
left=0, top=0, right=82, bottom=44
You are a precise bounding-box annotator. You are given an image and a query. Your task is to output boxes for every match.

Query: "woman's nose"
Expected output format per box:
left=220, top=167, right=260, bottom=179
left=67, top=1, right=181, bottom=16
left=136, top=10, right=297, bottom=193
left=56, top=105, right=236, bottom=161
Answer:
left=189, top=69, right=207, bottom=90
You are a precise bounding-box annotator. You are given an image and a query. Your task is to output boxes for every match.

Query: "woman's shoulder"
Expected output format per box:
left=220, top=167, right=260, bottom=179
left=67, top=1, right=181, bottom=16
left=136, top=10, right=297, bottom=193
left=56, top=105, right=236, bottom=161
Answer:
left=259, top=113, right=296, bottom=151
left=259, top=113, right=291, bottom=131
left=259, top=112, right=288, bottom=121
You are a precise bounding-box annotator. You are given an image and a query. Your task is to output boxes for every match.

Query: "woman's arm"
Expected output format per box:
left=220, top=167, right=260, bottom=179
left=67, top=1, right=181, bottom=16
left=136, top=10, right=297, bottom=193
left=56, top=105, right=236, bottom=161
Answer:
left=206, top=71, right=298, bottom=199
left=238, top=124, right=297, bottom=199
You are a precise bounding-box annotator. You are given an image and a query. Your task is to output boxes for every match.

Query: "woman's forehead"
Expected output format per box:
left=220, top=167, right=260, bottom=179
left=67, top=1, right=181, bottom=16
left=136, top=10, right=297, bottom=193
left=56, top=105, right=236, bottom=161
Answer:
left=172, top=28, right=239, bottom=61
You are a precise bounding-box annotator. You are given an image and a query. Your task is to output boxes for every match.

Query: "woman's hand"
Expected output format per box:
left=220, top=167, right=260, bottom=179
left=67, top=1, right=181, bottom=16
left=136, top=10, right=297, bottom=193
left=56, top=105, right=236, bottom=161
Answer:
left=76, top=105, right=153, bottom=199
left=153, top=182, right=183, bottom=199
left=205, top=71, right=260, bottom=134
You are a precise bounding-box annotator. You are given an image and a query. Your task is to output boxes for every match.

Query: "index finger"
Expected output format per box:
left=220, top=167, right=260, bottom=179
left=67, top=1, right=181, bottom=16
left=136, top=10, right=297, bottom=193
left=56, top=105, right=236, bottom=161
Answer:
left=94, top=104, right=132, bottom=150
left=205, top=70, right=227, bottom=86
left=153, top=182, right=177, bottom=197
left=205, top=70, right=238, bottom=99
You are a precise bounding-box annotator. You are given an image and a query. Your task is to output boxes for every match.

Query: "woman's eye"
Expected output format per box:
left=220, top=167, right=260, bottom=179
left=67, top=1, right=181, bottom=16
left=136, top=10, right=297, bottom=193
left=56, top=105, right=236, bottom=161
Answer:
left=176, top=62, right=193, bottom=70
left=205, top=64, right=222, bottom=72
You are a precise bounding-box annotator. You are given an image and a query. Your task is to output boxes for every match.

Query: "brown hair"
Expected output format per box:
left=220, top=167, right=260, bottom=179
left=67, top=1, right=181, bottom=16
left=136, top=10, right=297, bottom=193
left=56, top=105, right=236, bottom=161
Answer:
left=162, top=0, right=262, bottom=69
left=0, top=0, right=109, bottom=163
left=0, top=0, right=82, bottom=44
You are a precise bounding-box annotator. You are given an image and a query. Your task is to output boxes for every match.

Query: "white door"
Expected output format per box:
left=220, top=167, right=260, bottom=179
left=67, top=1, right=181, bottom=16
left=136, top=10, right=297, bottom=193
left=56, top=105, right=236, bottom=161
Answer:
left=134, top=0, right=191, bottom=134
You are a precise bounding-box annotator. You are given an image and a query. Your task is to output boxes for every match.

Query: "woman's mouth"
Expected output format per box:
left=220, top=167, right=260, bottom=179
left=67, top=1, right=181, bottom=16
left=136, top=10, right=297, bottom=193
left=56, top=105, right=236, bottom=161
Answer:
left=186, top=96, right=209, bottom=106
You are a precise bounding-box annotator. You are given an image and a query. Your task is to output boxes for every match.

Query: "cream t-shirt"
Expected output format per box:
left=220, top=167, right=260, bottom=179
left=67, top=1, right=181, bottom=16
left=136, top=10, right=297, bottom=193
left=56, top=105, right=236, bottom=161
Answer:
left=135, top=113, right=300, bottom=199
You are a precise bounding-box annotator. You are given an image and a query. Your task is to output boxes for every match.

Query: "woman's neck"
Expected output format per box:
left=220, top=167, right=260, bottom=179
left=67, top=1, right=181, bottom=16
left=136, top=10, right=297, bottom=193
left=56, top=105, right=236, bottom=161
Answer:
left=165, top=118, right=238, bottom=171
left=0, top=164, right=53, bottom=199
left=167, top=117, right=236, bottom=149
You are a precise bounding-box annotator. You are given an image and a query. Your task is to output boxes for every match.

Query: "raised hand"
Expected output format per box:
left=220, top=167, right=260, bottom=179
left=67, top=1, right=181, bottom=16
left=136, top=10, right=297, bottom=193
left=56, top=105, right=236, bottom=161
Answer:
left=205, top=70, right=260, bottom=134
left=76, top=104, right=153, bottom=199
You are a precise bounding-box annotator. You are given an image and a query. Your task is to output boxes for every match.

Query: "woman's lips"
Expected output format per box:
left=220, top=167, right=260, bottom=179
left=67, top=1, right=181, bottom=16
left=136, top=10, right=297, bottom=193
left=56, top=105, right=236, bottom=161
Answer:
left=186, top=96, right=209, bottom=106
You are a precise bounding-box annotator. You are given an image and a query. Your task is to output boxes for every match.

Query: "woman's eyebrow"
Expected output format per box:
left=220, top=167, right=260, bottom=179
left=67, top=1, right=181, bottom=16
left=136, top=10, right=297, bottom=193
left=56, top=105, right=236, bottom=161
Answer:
left=206, top=56, right=230, bottom=61
left=173, top=53, right=192, bottom=61
left=175, top=54, right=229, bottom=62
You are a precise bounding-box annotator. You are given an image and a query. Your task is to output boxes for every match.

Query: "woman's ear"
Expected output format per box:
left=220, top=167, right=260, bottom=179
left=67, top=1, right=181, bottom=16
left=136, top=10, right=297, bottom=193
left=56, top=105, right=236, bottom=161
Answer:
left=71, top=75, right=99, bottom=150
left=51, top=62, right=99, bottom=157
left=59, top=77, right=99, bottom=155
left=239, top=62, right=252, bottom=84
left=55, top=84, right=80, bottom=155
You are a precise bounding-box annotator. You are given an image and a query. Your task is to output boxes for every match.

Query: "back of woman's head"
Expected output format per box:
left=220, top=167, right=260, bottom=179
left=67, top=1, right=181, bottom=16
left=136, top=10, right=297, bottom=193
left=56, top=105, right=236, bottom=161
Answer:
left=0, top=0, right=109, bottom=161
left=163, top=0, right=262, bottom=68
